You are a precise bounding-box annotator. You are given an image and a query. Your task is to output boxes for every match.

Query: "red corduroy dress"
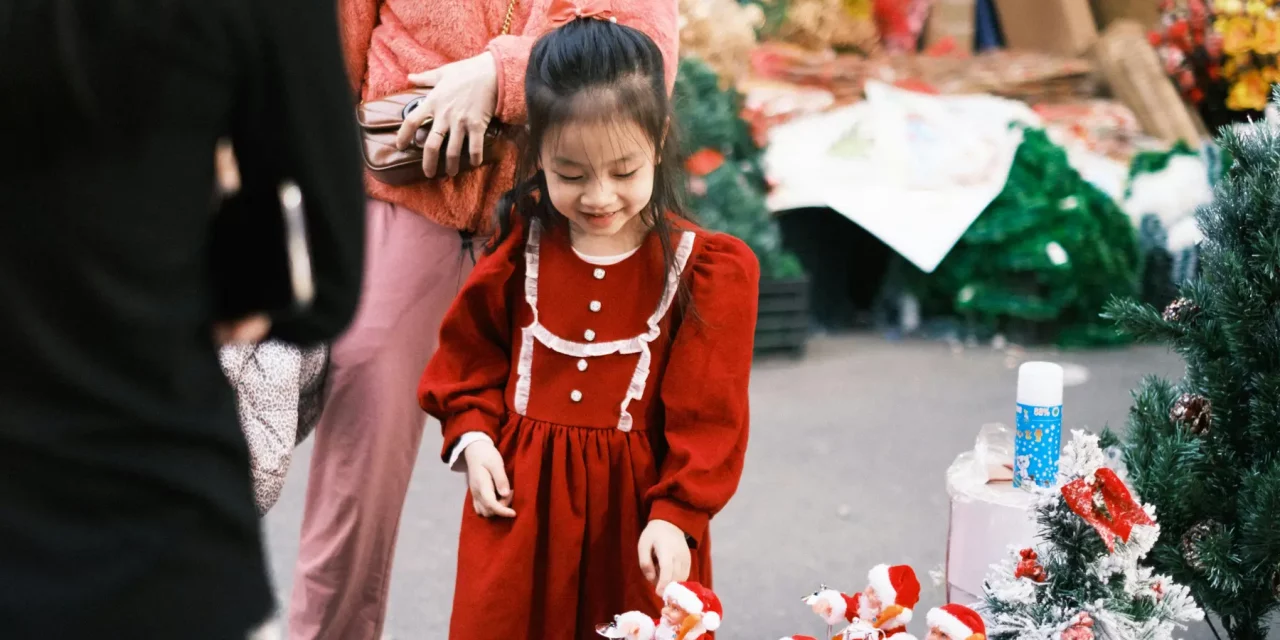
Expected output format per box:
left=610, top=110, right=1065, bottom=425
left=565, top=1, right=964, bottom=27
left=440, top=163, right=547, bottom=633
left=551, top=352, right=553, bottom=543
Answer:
left=419, top=214, right=758, bottom=639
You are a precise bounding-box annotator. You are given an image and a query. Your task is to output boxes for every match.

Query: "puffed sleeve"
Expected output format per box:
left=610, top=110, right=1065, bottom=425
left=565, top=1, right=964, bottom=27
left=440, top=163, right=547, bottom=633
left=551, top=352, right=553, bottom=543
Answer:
left=487, top=0, right=679, bottom=125
left=646, top=233, right=760, bottom=545
left=418, top=218, right=527, bottom=462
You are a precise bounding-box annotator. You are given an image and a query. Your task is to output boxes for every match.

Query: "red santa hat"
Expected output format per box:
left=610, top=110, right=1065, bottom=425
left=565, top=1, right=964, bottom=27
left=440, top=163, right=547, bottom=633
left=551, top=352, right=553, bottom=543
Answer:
left=804, top=588, right=858, bottom=626
left=866, top=564, right=921, bottom=626
left=662, top=581, right=722, bottom=635
left=927, top=604, right=986, bottom=640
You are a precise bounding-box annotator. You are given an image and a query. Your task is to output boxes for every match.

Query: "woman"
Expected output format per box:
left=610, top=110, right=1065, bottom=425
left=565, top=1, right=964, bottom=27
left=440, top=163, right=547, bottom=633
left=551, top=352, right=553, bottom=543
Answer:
left=290, top=0, right=678, bottom=637
left=0, top=0, right=365, bottom=637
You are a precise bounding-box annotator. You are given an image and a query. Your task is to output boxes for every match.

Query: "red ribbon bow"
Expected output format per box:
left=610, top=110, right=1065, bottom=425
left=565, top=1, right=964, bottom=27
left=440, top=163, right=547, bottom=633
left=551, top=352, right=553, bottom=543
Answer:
left=548, top=0, right=616, bottom=26
left=1061, top=467, right=1154, bottom=551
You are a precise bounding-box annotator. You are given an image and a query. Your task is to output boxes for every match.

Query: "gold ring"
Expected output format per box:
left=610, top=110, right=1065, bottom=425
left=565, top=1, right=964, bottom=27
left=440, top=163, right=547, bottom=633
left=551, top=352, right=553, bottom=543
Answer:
left=430, top=129, right=446, bottom=137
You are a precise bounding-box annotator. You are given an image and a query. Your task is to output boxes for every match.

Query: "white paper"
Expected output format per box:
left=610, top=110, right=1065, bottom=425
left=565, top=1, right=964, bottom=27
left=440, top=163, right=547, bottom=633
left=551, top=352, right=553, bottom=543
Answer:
left=764, top=81, right=1040, bottom=273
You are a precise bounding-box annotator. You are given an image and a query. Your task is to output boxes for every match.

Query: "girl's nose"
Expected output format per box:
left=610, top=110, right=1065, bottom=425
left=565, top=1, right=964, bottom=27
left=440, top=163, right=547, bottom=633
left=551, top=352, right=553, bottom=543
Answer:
left=581, top=178, right=615, bottom=209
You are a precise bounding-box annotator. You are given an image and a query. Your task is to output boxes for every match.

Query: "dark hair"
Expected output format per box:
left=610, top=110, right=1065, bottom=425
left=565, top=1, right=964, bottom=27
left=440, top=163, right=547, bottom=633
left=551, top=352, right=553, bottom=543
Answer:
left=490, top=17, right=695, bottom=310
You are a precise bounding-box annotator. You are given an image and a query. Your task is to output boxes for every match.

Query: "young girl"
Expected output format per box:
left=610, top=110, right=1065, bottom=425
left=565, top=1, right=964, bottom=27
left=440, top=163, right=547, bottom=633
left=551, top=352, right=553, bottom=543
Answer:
left=418, top=5, right=759, bottom=639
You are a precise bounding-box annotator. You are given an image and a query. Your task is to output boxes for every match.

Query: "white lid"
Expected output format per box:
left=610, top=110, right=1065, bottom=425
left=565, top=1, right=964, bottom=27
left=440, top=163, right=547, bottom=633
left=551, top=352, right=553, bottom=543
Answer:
left=1017, top=361, right=1064, bottom=406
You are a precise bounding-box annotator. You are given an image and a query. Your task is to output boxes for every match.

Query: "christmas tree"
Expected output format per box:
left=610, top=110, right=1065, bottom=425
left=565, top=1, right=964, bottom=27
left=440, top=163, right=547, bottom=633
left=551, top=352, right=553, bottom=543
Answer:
left=980, top=431, right=1204, bottom=640
left=673, top=55, right=805, bottom=279
left=1105, top=94, right=1280, bottom=640
left=911, top=127, right=1141, bottom=347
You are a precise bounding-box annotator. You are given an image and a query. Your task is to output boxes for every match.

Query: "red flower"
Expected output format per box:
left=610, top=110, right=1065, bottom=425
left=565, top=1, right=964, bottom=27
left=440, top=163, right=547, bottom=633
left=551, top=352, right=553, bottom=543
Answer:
left=685, top=148, right=726, bottom=177
left=1149, top=31, right=1165, bottom=47
left=1169, top=19, right=1190, bottom=40
left=1189, top=87, right=1206, bottom=103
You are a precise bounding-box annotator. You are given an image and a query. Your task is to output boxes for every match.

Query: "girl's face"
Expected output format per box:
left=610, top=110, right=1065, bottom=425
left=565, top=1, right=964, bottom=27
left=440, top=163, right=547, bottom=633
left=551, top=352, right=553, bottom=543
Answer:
left=541, top=118, right=657, bottom=243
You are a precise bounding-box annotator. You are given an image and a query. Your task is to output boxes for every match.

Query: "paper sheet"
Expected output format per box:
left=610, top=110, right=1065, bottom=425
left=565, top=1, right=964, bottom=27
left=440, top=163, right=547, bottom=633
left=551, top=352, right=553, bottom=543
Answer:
left=765, top=81, right=1040, bottom=273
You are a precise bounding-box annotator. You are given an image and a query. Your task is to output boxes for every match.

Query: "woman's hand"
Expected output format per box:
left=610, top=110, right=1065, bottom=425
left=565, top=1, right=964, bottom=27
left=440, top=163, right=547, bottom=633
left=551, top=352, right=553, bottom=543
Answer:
left=396, top=52, right=499, bottom=179
left=463, top=438, right=515, bottom=518
left=638, top=519, right=691, bottom=595
left=214, top=314, right=272, bottom=345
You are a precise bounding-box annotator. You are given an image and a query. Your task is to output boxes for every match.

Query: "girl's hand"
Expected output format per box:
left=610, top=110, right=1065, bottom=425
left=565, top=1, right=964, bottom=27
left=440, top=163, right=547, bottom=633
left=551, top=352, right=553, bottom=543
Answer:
left=396, top=52, right=499, bottom=179
left=463, top=438, right=515, bottom=518
left=638, top=519, right=691, bottom=595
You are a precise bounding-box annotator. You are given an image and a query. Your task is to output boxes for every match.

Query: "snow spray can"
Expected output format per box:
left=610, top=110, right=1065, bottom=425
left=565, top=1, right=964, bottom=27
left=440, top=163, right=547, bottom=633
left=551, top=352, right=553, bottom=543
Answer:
left=1014, top=362, right=1064, bottom=489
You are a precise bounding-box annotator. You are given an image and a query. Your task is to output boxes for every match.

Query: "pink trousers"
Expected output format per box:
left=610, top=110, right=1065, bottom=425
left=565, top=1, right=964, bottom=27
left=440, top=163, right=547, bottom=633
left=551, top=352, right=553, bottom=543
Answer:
left=288, top=199, right=476, bottom=639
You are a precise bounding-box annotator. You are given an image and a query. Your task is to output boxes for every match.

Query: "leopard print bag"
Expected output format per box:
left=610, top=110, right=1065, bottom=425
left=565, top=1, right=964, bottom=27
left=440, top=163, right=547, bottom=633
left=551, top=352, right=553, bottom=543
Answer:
left=219, top=341, right=329, bottom=515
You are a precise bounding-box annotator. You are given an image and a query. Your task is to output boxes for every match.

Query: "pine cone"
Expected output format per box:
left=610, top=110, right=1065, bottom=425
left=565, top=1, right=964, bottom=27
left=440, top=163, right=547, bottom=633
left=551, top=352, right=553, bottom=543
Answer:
left=1162, top=297, right=1200, bottom=322
left=1181, top=521, right=1216, bottom=571
left=1170, top=393, right=1212, bottom=435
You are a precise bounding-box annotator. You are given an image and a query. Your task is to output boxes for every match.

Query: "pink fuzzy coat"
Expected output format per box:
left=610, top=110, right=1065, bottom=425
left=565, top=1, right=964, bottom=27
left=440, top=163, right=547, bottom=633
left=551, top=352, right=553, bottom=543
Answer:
left=338, top=0, right=679, bottom=232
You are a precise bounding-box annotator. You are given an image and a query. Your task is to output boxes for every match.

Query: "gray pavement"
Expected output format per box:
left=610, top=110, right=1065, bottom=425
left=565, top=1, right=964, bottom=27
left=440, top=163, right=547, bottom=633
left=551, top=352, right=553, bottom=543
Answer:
left=264, top=334, right=1222, bottom=639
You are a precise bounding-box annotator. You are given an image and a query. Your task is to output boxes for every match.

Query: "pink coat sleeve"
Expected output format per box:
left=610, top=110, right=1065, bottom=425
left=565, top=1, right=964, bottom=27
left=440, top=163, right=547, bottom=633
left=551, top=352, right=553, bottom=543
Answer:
left=646, top=234, right=760, bottom=545
left=487, top=0, right=680, bottom=124
left=418, top=221, right=526, bottom=461
left=337, top=0, right=380, bottom=96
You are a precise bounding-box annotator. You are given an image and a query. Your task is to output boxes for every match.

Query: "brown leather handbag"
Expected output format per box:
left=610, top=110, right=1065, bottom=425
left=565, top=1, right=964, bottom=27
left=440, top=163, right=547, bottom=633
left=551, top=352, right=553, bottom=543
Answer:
left=356, top=90, right=506, bottom=186
left=358, top=0, right=518, bottom=186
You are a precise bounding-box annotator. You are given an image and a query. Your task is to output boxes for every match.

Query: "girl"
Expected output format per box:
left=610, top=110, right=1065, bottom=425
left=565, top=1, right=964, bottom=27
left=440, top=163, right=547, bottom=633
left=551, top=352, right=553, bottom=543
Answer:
left=418, top=5, right=759, bottom=639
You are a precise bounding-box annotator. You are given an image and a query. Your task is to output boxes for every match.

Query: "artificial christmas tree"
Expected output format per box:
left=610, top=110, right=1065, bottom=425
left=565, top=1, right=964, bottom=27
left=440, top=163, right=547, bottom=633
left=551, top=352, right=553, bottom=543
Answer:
left=1105, top=93, right=1280, bottom=640
left=674, top=55, right=809, bottom=353
left=980, top=431, right=1204, bottom=640
left=910, top=127, right=1141, bottom=347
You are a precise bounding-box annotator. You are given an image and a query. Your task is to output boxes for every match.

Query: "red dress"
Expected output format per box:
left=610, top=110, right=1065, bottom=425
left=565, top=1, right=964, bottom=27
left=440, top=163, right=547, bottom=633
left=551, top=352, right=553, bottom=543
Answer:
left=419, top=215, right=759, bottom=639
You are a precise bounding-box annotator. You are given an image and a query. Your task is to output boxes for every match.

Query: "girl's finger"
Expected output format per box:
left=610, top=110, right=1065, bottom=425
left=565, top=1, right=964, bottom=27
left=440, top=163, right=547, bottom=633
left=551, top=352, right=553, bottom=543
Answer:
left=484, top=458, right=512, bottom=499
left=638, top=538, right=657, bottom=583
left=656, top=549, right=674, bottom=594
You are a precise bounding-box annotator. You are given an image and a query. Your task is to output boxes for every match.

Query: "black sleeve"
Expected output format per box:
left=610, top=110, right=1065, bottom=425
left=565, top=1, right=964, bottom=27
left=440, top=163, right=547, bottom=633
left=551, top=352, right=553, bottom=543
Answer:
left=211, top=0, right=365, bottom=346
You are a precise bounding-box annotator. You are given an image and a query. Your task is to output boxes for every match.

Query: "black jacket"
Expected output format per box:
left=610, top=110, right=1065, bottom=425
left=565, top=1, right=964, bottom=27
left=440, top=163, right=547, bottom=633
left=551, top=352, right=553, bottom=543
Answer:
left=0, top=0, right=364, bottom=636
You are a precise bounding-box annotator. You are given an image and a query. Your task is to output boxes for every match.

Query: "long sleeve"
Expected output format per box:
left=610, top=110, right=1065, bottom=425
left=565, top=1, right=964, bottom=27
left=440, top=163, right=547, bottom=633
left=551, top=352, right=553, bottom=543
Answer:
left=487, top=0, right=680, bottom=124
left=337, top=0, right=380, bottom=96
left=212, top=0, right=366, bottom=345
left=418, top=222, right=526, bottom=461
left=646, top=234, right=760, bottom=544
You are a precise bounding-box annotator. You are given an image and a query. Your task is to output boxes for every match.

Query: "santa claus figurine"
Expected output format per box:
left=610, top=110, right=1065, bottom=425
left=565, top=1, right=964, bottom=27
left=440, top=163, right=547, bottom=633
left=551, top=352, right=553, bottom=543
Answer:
left=597, top=581, right=723, bottom=640
left=925, top=604, right=986, bottom=640
left=597, top=611, right=658, bottom=640
left=804, top=564, right=921, bottom=635
left=657, top=581, right=723, bottom=640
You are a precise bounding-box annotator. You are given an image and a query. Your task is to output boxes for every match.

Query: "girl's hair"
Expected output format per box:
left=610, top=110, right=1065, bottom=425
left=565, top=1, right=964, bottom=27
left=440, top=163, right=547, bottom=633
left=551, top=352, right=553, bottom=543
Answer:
left=490, top=17, right=695, bottom=310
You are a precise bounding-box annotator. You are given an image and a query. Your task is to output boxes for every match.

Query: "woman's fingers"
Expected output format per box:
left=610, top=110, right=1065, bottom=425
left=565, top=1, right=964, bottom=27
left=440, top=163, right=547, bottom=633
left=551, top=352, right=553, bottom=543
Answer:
left=637, top=535, right=658, bottom=583
left=395, top=98, right=434, bottom=152
left=467, top=118, right=488, bottom=168
left=421, top=116, right=449, bottom=178
left=482, top=458, right=516, bottom=517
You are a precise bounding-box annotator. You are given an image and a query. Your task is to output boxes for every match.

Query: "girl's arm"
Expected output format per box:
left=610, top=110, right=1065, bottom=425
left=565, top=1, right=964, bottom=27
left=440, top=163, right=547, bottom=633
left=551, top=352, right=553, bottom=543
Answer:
left=648, top=234, right=760, bottom=545
left=488, top=0, right=679, bottom=124
left=338, top=0, right=380, bottom=96
left=418, top=224, right=525, bottom=461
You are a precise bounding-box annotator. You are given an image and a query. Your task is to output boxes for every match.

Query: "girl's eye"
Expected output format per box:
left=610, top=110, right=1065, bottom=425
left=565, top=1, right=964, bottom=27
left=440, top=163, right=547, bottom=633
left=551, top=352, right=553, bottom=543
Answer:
left=555, top=173, right=585, bottom=182
left=615, top=169, right=638, bottom=179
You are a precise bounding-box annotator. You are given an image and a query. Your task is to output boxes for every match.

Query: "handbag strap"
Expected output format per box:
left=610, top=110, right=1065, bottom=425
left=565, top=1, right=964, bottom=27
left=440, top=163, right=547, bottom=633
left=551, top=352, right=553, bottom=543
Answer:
left=501, top=0, right=518, bottom=35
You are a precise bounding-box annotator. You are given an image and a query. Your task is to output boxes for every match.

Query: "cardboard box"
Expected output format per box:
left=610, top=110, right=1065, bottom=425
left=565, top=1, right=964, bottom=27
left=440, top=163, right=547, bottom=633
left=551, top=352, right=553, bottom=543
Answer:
left=925, top=0, right=977, bottom=50
left=993, top=0, right=1099, bottom=56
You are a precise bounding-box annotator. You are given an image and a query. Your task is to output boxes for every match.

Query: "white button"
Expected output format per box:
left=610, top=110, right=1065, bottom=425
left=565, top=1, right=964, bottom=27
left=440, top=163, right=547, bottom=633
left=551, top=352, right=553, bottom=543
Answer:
left=577, top=359, right=588, bottom=372
left=584, top=329, right=596, bottom=341
left=571, top=390, right=583, bottom=402
left=593, top=268, right=606, bottom=280
left=589, top=300, right=602, bottom=312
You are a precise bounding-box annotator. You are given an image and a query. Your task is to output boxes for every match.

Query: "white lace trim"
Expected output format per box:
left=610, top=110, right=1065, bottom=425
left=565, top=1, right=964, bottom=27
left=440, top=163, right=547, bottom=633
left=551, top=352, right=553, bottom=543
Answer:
left=512, top=218, right=696, bottom=430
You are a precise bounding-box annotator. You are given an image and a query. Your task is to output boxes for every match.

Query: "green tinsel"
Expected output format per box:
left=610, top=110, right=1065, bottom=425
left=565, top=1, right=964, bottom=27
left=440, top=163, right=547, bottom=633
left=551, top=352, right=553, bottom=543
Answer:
left=912, top=126, right=1140, bottom=347
left=673, top=56, right=806, bottom=279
